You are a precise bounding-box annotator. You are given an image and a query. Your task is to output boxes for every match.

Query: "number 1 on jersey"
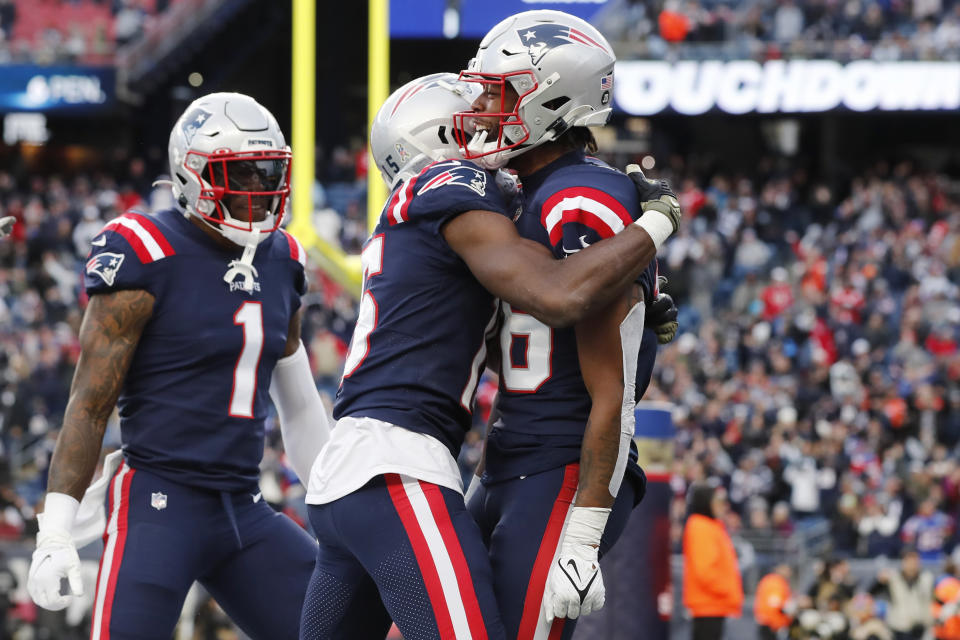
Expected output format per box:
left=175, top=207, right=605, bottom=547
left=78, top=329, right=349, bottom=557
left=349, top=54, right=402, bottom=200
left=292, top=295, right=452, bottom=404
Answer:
left=230, top=302, right=264, bottom=418
left=343, top=234, right=384, bottom=378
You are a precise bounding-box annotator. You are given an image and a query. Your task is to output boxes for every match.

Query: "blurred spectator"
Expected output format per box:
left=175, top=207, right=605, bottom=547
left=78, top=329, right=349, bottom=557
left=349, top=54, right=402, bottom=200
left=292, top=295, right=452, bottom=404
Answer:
left=933, top=576, right=960, bottom=640
left=683, top=483, right=744, bottom=640
left=847, top=593, right=893, bottom=640
left=754, top=563, right=794, bottom=640
left=808, top=559, right=856, bottom=611
left=901, top=499, right=953, bottom=563
left=0, top=0, right=14, bottom=40
left=873, top=550, right=934, bottom=640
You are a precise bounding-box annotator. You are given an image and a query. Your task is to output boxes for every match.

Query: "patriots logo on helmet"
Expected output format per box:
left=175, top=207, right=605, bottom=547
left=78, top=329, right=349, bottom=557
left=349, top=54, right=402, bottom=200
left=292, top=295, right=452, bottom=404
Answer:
left=516, top=24, right=609, bottom=65
left=181, top=107, right=213, bottom=145
left=85, top=251, right=125, bottom=286
left=417, top=163, right=487, bottom=197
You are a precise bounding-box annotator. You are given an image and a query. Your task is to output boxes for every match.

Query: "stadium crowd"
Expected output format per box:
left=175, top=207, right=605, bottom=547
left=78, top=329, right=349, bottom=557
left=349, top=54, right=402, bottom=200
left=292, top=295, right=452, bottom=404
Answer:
left=0, top=0, right=173, bottom=65
left=602, top=0, right=960, bottom=61
left=644, top=154, right=960, bottom=638
left=0, top=136, right=957, bottom=636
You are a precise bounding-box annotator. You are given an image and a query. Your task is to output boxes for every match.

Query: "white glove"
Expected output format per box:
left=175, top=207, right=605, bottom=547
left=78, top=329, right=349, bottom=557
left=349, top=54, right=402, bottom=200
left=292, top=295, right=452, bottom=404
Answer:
left=0, top=216, right=14, bottom=238
left=542, top=506, right=610, bottom=622
left=28, top=493, right=84, bottom=611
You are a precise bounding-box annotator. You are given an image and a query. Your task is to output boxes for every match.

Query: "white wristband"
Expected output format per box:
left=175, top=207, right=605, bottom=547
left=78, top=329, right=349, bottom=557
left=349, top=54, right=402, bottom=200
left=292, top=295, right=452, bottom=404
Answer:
left=564, top=506, right=611, bottom=548
left=39, top=492, right=80, bottom=533
left=634, top=210, right=673, bottom=251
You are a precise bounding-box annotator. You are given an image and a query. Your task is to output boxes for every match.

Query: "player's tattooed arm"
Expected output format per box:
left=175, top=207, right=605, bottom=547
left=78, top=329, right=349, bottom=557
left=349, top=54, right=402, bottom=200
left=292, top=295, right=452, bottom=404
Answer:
left=573, top=284, right=641, bottom=507
left=48, top=290, right=154, bottom=500
left=443, top=211, right=658, bottom=327
left=283, top=310, right=304, bottom=357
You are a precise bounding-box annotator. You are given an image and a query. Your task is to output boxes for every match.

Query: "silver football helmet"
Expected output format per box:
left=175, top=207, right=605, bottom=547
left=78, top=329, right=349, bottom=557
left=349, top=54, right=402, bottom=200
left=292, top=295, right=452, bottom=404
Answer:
left=168, top=92, right=291, bottom=247
left=453, top=10, right=616, bottom=169
left=371, top=73, right=480, bottom=189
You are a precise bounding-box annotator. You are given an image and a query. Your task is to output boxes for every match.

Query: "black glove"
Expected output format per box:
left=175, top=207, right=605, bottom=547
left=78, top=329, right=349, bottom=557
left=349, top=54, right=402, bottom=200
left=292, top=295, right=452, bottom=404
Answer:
left=625, top=165, right=681, bottom=234
left=625, top=166, right=677, bottom=204
left=646, top=291, right=678, bottom=345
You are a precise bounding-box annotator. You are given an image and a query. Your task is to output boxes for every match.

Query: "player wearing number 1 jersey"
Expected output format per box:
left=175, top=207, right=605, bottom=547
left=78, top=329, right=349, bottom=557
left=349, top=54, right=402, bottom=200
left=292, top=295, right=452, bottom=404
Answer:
left=299, top=73, right=679, bottom=640
left=26, top=93, right=334, bottom=640
left=455, top=10, right=683, bottom=640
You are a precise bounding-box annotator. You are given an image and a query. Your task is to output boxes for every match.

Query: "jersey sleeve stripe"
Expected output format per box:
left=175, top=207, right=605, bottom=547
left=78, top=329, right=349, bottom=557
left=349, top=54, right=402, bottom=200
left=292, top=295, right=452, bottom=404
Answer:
left=541, top=191, right=633, bottom=246
left=103, top=216, right=172, bottom=263
left=389, top=173, right=419, bottom=226
left=540, top=187, right=633, bottom=245
left=280, top=230, right=307, bottom=266
left=124, top=213, right=176, bottom=256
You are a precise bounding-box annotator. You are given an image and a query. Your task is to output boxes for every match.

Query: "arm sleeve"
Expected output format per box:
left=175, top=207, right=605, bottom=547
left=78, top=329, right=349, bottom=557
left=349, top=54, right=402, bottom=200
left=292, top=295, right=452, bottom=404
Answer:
left=269, top=342, right=332, bottom=484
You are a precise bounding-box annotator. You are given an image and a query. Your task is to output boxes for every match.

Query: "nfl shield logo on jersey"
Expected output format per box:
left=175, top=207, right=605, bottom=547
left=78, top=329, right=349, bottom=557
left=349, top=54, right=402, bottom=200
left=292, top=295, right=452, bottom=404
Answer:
left=151, top=491, right=168, bottom=511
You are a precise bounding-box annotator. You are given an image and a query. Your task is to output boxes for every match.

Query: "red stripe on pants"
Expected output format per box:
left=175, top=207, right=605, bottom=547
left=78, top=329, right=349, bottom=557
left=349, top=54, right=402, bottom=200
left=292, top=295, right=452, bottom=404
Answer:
left=385, top=474, right=456, bottom=638
left=421, top=480, right=488, bottom=640
left=516, top=463, right=579, bottom=640
left=92, top=467, right=135, bottom=639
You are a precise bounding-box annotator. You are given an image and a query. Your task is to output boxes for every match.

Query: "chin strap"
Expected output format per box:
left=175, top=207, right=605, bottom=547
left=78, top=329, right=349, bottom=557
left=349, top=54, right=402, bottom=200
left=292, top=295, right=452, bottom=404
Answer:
left=223, top=240, right=259, bottom=293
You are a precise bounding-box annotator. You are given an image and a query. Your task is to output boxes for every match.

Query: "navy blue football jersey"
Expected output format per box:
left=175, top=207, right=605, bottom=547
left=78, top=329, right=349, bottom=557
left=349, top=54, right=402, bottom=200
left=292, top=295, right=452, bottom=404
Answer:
left=486, top=151, right=659, bottom=483
left=334, top=160, right=510, bottom=457
left=83, top=209, right=306, bottom=492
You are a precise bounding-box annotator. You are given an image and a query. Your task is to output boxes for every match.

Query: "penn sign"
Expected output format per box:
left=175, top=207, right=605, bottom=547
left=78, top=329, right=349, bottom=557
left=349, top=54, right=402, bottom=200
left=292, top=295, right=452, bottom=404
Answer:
left=614, top=60, right=960, bottom=115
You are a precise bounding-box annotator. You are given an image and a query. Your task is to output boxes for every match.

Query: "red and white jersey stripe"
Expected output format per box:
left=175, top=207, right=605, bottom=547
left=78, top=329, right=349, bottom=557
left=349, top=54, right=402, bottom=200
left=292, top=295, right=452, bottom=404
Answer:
left=101, top=213, right=175, bottom=263
left=387, top=177, right=417, bottom=226
left=280, top=229, right=307, bottom=267
left=539, top=187, right=633, bottom=246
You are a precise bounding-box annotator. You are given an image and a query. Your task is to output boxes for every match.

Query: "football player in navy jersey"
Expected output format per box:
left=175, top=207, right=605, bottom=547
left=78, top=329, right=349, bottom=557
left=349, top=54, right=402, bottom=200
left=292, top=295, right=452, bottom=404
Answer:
left=26, top=93, right=334, bottom=640
left=298, top=73, right=680, bottom=640
left=453, top=10, right=681, bottom=639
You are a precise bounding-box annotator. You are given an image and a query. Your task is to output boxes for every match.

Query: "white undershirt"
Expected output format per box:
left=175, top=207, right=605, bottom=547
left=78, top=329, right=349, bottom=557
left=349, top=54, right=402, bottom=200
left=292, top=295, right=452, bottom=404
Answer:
left=305, top=415, right=464, bottom=505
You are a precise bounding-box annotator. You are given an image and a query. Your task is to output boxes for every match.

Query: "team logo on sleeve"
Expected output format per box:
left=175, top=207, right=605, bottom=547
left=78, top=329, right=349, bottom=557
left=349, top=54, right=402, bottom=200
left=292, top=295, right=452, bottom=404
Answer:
left=85, top=252, right=125, bottom=286
left=417, top=164, right=488, bottom=197
left=517, top=24, right=610, bottom=65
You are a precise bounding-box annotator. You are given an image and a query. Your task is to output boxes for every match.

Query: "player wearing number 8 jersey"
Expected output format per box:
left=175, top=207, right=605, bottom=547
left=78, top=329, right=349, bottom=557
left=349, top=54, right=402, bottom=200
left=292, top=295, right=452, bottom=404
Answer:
left=26, top=93, right=335, bottom=639
left=455, top=10, right=682, bottom=640
left=300, top=73, right=679, bottom=640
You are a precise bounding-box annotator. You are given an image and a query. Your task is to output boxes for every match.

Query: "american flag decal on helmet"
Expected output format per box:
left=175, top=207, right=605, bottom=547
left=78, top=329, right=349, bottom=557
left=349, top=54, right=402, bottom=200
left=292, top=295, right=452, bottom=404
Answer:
left=516, top=24, right=610, bottom=65
left=601, top=72, right=613, bottom=90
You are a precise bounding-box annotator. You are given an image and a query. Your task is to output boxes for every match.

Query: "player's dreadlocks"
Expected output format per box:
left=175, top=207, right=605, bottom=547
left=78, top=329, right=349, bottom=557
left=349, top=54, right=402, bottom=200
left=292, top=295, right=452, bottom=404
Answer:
left=556, top=126, right=599, bottom=155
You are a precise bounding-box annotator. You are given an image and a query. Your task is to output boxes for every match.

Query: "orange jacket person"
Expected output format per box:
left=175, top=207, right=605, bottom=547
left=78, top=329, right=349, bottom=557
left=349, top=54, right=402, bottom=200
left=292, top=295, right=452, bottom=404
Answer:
left=755, top=565, right=794, bottom=640
left=934, top=576, right=960, bottom=640
left=683, top=483, right=744, bottom=640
